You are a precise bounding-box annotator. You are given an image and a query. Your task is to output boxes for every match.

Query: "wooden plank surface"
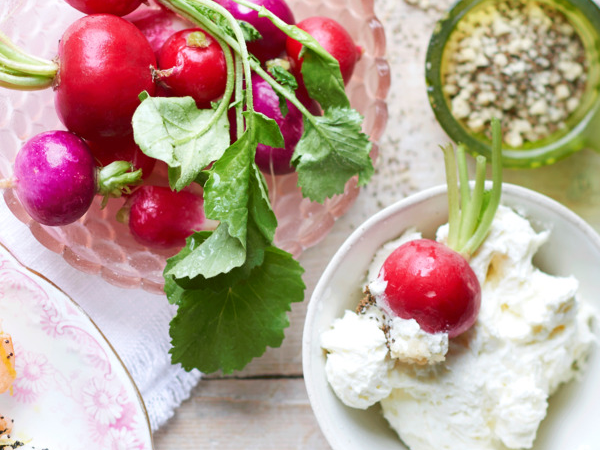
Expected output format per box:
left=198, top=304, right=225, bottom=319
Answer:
left=152, top=0, right=600, bottom=446
left=150, top=1, right=435, bottom=446
left=152, top=216, right=353, bottom=449
left=153, top=378, right=330, bottom=449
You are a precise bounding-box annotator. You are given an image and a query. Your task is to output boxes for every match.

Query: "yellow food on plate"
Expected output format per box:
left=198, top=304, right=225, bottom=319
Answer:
left=0, top=330, right=16, bottom=394
left=0, top=413, right=13, bottom=438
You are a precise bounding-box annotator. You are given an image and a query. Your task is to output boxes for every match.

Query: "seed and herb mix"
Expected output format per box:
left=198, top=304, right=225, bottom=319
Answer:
left=442, top=0, right=588, bottom=147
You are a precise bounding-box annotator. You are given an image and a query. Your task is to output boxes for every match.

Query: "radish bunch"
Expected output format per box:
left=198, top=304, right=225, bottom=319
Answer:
left=376, top=119, right=503, bottom=338
left=0, top=0, right=374, bottom=374
left=0, top=0, right=367, bottom=246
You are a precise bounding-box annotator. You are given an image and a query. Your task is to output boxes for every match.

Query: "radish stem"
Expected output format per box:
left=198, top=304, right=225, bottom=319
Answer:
left=97, top=161, right=143, bottom=207
left=0, top=31, right=57, bottom=90
left=457, top=155, right=486, bottom=251
left=443, top=117, right=502, bottom=258
left=442, top=143, right=461, bottom=249
left=462, top=118, right=502, bottom=256
left=457, top=144, right=470, bottom=210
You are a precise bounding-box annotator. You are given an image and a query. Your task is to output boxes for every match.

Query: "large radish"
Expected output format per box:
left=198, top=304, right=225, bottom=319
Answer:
left=0, top=14, right=157, bottom=140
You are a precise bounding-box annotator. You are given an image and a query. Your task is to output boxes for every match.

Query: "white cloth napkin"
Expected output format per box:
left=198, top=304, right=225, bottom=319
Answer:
left=0, top=197, right=201, bottom=431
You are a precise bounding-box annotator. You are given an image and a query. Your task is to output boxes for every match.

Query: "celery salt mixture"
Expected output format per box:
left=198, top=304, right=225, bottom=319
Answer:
left=443, top=0, right=588, bottom=147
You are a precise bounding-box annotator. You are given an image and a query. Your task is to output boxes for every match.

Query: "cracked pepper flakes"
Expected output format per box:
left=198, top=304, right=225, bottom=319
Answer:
left=442, top=0, right=588, bottom=147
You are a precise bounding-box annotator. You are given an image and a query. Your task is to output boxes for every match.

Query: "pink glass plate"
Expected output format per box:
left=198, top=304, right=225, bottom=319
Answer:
left=0, top=243, right=154, bottom=449
left=0, top=0, right=390, bottom=294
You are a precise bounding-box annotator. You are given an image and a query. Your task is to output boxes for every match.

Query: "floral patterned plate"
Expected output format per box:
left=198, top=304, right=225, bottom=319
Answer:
left=0, top=244, right=153, bottom=449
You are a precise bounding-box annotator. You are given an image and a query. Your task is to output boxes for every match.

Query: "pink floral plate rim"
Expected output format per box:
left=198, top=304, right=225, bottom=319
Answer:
left=0, top=242, right=154, bottom=450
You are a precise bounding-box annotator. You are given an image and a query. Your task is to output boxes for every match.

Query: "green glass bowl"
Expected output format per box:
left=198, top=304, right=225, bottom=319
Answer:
left=425, top=0, right=600, bottom=168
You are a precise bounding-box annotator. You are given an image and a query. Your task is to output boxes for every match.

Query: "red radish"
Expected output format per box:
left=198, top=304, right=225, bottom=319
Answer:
left=375, top=119, right=503, bottom=338
left=0, top=15, right=156, bottom=140
left=87, top=134, right=156, bottom=180
left=286, top=16, right=362, bottom=85
left=0, top=14, right=156, bottom=139
left=55, top=14, right=157, bottom=140
left=63, top=0, right=143, bottom=16
left=124, top=185, right=208, bottom=249
left=3, top=131, right=142, bottom=227
left=378, top=239, right=481, bottom=338
left=157, top=28, right=228, bottom=108
left=212, top=0, right=295, bottom=63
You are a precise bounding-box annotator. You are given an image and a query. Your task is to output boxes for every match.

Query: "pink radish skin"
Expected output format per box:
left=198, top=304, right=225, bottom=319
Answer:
left=64, top=0, right=143, bottom=16
left=55, top=14, right=157, bottom=140
left=379, top=239, right=481, bottom=338
left=126, top=4, right=194, bottom=57
left=13, top=131, right=97, bottom=226
left=127, top=185, right=206, bottom=249
left=212, top=0, right=295, bottom=63
left=252, top=73, right=303, bottom=175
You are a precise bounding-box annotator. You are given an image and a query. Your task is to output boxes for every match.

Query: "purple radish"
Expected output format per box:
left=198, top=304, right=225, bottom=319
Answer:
left=2, top=131, right=142, bottom=227
left=252, top=73, right=304, bottom=175
left=212, top=0, right=295, bottom=63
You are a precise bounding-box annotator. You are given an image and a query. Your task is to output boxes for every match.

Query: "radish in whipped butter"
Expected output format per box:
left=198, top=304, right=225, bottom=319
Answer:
left=320, top=120, right=598, bottom=449
left=321, top=204, right=597, bottom=449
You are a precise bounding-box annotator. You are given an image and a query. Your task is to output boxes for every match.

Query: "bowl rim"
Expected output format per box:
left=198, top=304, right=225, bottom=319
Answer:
left=302, top=181, right=600, bottom=450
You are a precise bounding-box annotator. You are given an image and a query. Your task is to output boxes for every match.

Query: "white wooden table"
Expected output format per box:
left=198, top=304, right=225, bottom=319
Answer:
left=152, top=0, right=600, bottom=447
left=152, top=231, right=351, bottom=449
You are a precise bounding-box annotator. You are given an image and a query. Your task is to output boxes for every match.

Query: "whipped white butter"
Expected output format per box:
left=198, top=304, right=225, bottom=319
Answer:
left=321, top=205, right=597, bottom=449
left=321, top=306, right=393, bottom=409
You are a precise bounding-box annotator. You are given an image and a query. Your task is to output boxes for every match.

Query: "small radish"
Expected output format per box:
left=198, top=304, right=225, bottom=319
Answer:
left=286, top=16, right=362, bottom=85
left=87, top=134, right=156, bottom=180
left=378, top=240, right=481, bottom=338
left=63, top=0, right=143, bottom=16
left=121, top=185, right=211, bottom=249
left=212, top=0, right=295, bottom=63
left=156, top=28, right=228, bottom=108
left=228, top=72, right=304, bottom=175
left=0, top=14, right=156, bottom=140
left=375, top=119, right=503, bottom=338
left=252, top=73, right=303, bottom=175
left=1, top=131, right=142, bottom=227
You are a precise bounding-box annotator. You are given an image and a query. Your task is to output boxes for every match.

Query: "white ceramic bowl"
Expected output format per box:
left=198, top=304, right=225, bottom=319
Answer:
left=303, top=183, right=600, bottom=450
